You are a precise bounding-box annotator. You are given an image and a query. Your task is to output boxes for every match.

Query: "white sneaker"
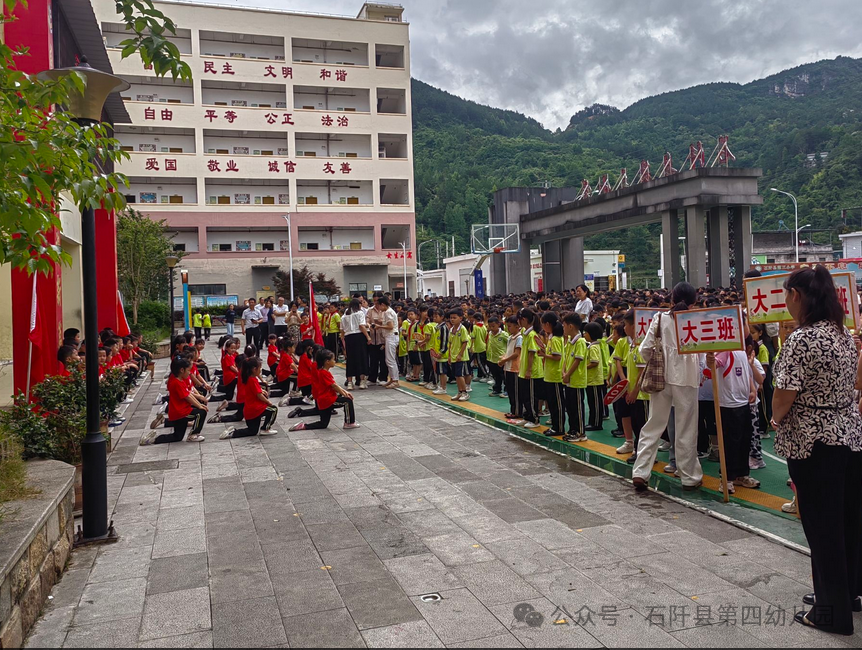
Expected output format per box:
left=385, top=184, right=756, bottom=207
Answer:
left=432, top=388, right=447, bottom=395
left=359, top=380, right=368, bottom=389
left=426, top=383, right=438, bottom=391
left=258, top=429, right=277, bottom=436
left=573, top=434, right=588, bottom=442
left=457, top=393, right=470, bottom=401
left=616, top=441, right=634, bottom=455
left=465, top=386, right=473, bottom=393
left=139, top=430, right=158, bottom=446
left=524, top=422, right=540, bottom=429
left=657, top=441, right=671, bottom=452
left=485, top=378, right=495, bottom=384
left=451, top=393, right=462, bottom=401
left=418, top=382, right=428, bottom=388
left=343, top=423, right=361, bottom=430
left=220, top=426, right=236, bottom=440
left=123, top=396, right=134, bottom=404
left=346, top=381, right=355, bottom=390
left=289, top=422, right=306, bottom=432
left=302, top=397, right=314, bottom=405
left=152, top=393, right=164, bottom=405
left=781, top=498, right=797, bottom=514
left=278, top=396, right=291, bottom=407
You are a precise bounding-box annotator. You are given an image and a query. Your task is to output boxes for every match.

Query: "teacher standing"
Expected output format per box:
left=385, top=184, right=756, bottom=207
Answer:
left=772, top=266, right=862, bottom=635
left=341, top=298, right=370, bottom=390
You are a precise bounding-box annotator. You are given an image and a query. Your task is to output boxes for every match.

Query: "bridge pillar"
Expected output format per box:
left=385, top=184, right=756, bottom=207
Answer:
left=708, top=207, right=731, bottom=287
left=661, top=210, right=681, bottom=289
left=685, top=206, right=708, bottom=288
left=504, top=200, right=532, bottom=294
left=732, top=205, right=753, bottom=284
left=561, top=237, right=585, bottom=291
left=541, top=241, right=562, bottom=293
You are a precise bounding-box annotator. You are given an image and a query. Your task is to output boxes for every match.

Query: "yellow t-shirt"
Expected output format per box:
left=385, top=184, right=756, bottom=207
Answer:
left=471, top=324, right=488, bottom=353
left=448, top=324, right=471, bottom=363
left=518, top=329, right=544, bottom=380
left=543, top=335, right=563, bottom=384
left=586, top=342, right=604, bottom=386
left=566, top=336, right=589, bottom=389
left=625, top=339, right=650, bottom=401
left=325, top=313, right=341, bottom=334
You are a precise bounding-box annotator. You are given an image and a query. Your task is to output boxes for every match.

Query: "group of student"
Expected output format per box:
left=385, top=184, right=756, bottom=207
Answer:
left=141, top=328, right=360, bottom=445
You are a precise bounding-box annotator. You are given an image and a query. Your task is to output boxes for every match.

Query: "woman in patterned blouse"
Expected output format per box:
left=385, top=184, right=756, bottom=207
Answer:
left=772, top=265, right=862, bottom=635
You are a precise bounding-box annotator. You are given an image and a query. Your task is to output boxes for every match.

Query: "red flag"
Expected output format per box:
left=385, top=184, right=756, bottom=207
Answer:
left=116, top=291, right=131, bottom=336
left=28, top=273, right=42, bottom=348
left=309, top=282, right=323, bottom=345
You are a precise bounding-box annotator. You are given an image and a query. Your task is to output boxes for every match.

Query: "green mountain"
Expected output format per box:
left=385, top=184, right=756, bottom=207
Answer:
left=411, top=57, right=862, bottom=284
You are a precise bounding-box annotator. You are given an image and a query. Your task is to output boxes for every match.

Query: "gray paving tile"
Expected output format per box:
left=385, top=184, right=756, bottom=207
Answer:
left=138, top=631, right=214, bottom=648
left=485, top=597, right=604, bottom=648
left=25, top=604, right=76, bottom=649
left=485, top=538, right=570, bottom=577
left=360, top=620, right=445, bottom=648
left=210, top=567, right=274, bottom=604
left=321, top=545, right=389, bottom=585
left=88, top=545, right=152, bottom=584
left=396, top=509, right=463, bottom=538
left=139, top=586, right=212, bottom=641
left=212, top=596, right=287, bottom=648
left=452, top=514, right=526, bottom=545
left=62, top=616, right=141, bottom=648
left=337, top=576, right=423, bottom=630
left=282, top=608, right=365, bottom=648
left=514, top=518, right=588, bottom=550
left=454, top=560, right=542, bottom=606
left=363, top=525, right=429, bottom=560
left=272, top=568, right=344, bottom=617
left=263, top=540, right=324, bottom=577
left=305, top=521, right=368, bottom=551
left=148, top=552, right=209, bottom=595
left=410, top=588, right=507, bottom=644
left=251, top=508, right=309, bottom=544
left=383, top=554, right=464, bottom=596
left=551, top=536, right=626, bottom=571
left=152, top=525, right=207, bottom=559
left=482, top=498, right=547, bottom=524
left=423, top=532, right=496, bottom=567
left=670, top=623, right=766, bottom=648
left=446, top=633, right=525, bottom=648
left=629, top=552, right=736, bottom=598
left=74, top=577, right=147, bottom=625
left=294, top=498, right=352, bottom=524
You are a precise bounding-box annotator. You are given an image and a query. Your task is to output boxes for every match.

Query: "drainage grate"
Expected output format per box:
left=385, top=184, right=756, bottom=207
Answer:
left=419, top=593, right=442, bottom=603
left=114, top=460, right=180, bottom=474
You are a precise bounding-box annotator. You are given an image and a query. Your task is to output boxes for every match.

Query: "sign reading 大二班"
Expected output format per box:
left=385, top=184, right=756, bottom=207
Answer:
left=673, top=305, right=745, bottom=355
left=745, top=272, right=859, bottom=329
left=633, top=308, right=664, bottom=344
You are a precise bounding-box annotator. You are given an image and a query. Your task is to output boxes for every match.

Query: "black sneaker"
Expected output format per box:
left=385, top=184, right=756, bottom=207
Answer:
left=288, top=407, right=302, bottom=419
left=544, top=430, right=562, bottom=437
left=610, top=429, right=625, bottom=438
left=562, top=433, right=577, bottom=442
left=627, top=454, right=637, bottom=465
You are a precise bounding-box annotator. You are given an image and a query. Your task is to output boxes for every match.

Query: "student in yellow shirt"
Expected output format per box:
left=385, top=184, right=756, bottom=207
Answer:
left=517, top=308, right=544, bottom=428
left=561, top=313, right=587, bottom=442
left=618, top=309, right=650, bottom=464
left=418, top=305, right=437, bottom=389
left=485, top=316, right=509, bottom=396
left=470, top=312, right=490, bottom=382
left=539, top=312, right=565, bottom=436
left=323, top=304, right=341, bottom=357
left=609, top=323, right=629, bottom=438
left=447, top=309, right=472, bottom=402
left=583, top=321, right=605, bottom=431
left=405, top=308, right=422, bottom=382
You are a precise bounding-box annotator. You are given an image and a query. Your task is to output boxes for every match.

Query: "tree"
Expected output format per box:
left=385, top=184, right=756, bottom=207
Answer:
left=116, top=207, right=184, bottom=324
left=1, top=0, right=191, bottom=275
left=273, top=266, right=340, bottom=302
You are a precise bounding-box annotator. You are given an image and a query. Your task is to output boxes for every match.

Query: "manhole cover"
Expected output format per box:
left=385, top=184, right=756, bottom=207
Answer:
left=419, top=593, right=442, bottom=603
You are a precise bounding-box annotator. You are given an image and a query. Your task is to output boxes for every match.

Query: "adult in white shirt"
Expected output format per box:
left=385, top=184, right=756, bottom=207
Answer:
left=374, top=295, right=400, bottom=388
left=632, top=283, right=704, bottom=491
left=574, top=285, right=594, bottom=320
left=341, top=298, right=371, bottom=389
left=272, top=297, right=289, bottom=337
left=241, top=297, right=263, bottom=353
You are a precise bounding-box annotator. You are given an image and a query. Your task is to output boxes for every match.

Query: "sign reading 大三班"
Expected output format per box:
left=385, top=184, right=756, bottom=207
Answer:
left=673, top=305, right=745, bottom=355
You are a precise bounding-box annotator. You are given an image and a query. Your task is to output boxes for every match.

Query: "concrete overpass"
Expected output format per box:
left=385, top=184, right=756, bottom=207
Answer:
left=489, top=167, right=762, bottom=293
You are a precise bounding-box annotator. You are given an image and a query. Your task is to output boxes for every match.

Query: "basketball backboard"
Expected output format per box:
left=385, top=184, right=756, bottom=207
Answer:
left=471, top=223, right=521, bottom=254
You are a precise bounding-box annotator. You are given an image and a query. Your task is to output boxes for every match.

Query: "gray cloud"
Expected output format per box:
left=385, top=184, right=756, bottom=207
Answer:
left=171, top=0, right=862, bottom=129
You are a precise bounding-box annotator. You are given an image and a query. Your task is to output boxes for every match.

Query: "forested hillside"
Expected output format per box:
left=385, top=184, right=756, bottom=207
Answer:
left=411, top=57, right=862, bottom=284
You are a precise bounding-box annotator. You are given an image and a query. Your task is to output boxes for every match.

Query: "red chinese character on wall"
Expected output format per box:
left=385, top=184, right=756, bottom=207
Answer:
left=282, top=113, right=294, bottom=125
left=145, top=157, right=159, bottom=171
left=321, top=114, right=333, bottom=127
left=165, top=159, right=178, bottom=171
left=222, top=62, right=235, bottom=75
left=144, top=107, right=156, bottom=120
left=225, top=160, right=239, bottom=172
left=160, top=109, right=173, bottom=121
left=204, top=61, right=217, bottom=74
left=224, top=110, right=238, bottom=123
left=319, top=68, right=331, bottom=80
left=264, top=65, right=276, bottom=78
left=323, top=162, right=335, bottom=174
left=340, top=162, right=352, bottom=174
left=207, top=159, right=221, bottom=172
left=335, top=69, right=347, bottom=82
left=204, top=109, right=218, bottom=122
left=268, top=161, right=280, bottom=172
left=282, top=66, right=293, bottom=78
left=265, top=112, right=278, bottom=125
left=337, top=115, right=349, bottom=127
left=284, top=161, right=296, bottom=173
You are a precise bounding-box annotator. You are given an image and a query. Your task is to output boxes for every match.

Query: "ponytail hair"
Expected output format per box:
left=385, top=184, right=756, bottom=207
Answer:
left=670, top=282, right=697, bottom=312
left=518, top=308, right=541, bottom=332
left=784, top=265, right=844, bottom=329
left=241, top=356, right=261, bottom=384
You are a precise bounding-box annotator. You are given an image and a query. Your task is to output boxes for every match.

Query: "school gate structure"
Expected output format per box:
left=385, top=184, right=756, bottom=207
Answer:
left=489, top=167, right=763, bottom=293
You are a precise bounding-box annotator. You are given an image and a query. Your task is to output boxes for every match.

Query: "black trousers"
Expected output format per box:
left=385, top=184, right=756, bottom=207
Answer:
left=197, top=363, right=211, bottom=383
left=204, top=327, right=211, bottom=340
left=219, top=403, right=244, bottom=423
left=564, top=386, right=585, bottom=436
left=194, top=326, right=202, bottom=340
left=157, top=407, right=206, bottom=443
left=325, top=332, right=338, bottom=355
left=473, top=351, right=489, bottom=378
left=345, top=333, right=369, bottom=382
left=488, top=362, right=504, bottom=393
left=698, top=400, right=717, bottom=453
left=719, top=405, right=752, bottom=481
left=505, top=372, right=520, bottom=416
left=518, top=377, right=540, bottom=424
left=367, top=343, right=386, bottom=383
left=421, top=350, right=435, bottom=384
left=245, top=328, right=260, bottom=353
left=789, top=443, right=862, bottom=634
left=232, top=406, right=278, bottom=437
left=274, top=325, right=288, bottom=337
left=586, top=385, right=603, bottom=428
left=305, top=395, right=356, bottom=429
left=545, top=381, right=565, bottom=433
left=210, top=378, right=237, bottom=402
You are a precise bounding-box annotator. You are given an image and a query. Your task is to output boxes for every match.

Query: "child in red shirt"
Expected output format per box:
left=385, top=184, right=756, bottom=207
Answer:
left=141, top=358, right=207, bottom=445
left=289, top=349, right=358, bottom=431
left=222, top=357, right=278, bottom=439
left=266, top=334, right=280, bottom=377
left=211, top=340, right=239, bottom=406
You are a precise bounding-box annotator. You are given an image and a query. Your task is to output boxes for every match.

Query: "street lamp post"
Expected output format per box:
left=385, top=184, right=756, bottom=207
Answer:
left=796, top=224, right=812, bottom=260
left=38, top=57, right=130, bottom=543
left=166, top=254, right=179, bottom=338
left=399, top=241, right=409, bottom=299
left=282, top=214, right=294, bottom=302
left=771, top=188, right=800, bottom=262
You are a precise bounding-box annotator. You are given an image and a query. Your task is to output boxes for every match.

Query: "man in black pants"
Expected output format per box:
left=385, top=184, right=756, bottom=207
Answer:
left=241, top=297, right=263, bottom=353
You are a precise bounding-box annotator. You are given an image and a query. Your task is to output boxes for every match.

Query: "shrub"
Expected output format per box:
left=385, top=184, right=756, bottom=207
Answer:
left=133, top=300, right=171, bottom=331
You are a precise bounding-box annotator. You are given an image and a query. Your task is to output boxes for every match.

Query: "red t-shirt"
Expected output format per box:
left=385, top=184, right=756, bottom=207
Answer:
left=120, top=349, right=132, bottom=362
left=167, top=374, right=193, bottom=421
left=297, top=354, right=315, bottom=387
left=300, top=323, right=314, bottom=340
left=267, top=344, right=279, bottom=368
left=108, top=354, right=123, bottom=368
left=57, top=365, right=71, bottom=378
left=222, top=353, right=238, bottom=384
left=314, top=368, right=337, bottom=410
left=243, top=376, right=267, bottom=420
left=236, top=374, right=247, bottom=404
left=276, top=354, right=295, bottom=382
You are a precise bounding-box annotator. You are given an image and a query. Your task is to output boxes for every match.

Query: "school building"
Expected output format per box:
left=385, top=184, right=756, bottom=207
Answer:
left=93, top=0, right=417, bottom=302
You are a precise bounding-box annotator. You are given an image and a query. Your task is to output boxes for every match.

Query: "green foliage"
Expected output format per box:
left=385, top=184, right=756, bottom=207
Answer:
left=413, top=57, right=862, bottom=279
left=273, top=265, right=341, bottom=301
left=0, top=426, right=34, bottom=508
left=0, top=0, right=189, bottom=274
left=132, top=299, right=170, bottom=331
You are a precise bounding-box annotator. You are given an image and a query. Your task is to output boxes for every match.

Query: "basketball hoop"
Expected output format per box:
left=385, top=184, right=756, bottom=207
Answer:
left=493, top=246, right=504, bottom=254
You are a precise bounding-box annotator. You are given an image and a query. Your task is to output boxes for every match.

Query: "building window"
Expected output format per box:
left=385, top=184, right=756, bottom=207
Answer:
left=261, top=243, right=275, bottom=251
left=213, top=243, right=232, bottom=252
left=348, top=283, right=367, bottom=294
left=766, top=258, right=775, bottom=264
left=173, top=244, right=186, bottom=252
left=189, top=283, right=227, bottom=295
left=300, top=242, right=319, bottom=251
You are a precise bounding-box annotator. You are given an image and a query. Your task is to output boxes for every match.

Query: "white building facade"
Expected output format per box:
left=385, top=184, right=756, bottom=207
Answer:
left=95, top=1, right=416, bottom=301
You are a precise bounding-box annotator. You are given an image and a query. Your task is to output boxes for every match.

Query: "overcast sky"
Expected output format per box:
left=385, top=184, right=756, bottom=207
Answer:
left=174, top=0, right=862, bottom=130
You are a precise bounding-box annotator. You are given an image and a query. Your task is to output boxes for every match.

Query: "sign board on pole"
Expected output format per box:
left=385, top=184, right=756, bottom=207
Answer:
left=618, top=254, right=626, bottom=263
left=673, top=305, right=745, bottom=354
left=584, top=273, right=595, bottom=292
left=633, top=308, right=664, bottom=344
left=834, top=272, right=860, bottom=330
left=745, top=272, right=859, bottom=329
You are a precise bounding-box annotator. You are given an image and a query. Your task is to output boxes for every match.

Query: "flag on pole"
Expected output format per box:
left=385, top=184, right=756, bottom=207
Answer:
left=116, top=290, right=131, bottom=336
left=309, top=281, right=323, bottom=345
left=28, top=273, right=41, bottom=348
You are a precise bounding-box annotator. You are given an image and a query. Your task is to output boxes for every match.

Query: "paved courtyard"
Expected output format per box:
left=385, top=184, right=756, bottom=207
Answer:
left=24, top=354, right=862, bottom=648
